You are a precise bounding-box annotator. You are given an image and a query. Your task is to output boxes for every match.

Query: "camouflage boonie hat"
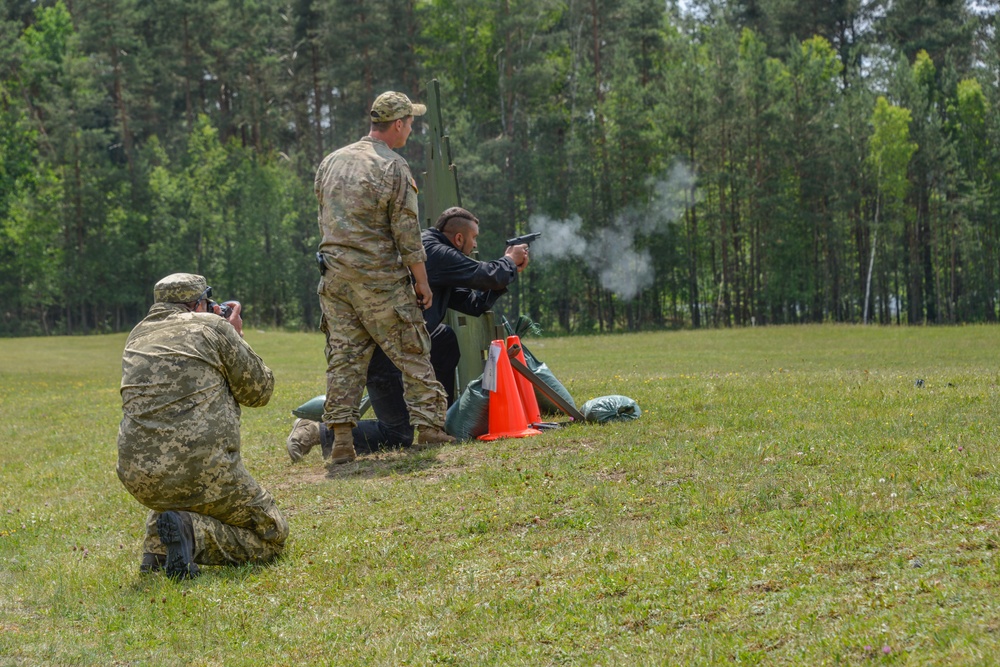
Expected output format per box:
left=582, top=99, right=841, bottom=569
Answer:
left=153, top=273, right=208, bottom=304
left=370, top=91, right=427, bottom=123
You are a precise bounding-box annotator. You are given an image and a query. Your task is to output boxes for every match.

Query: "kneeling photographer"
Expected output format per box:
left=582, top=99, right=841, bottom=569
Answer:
left=116, top=272, right=287, bottom=579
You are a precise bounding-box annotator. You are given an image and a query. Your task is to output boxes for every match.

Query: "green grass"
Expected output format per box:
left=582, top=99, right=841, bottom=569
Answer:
left=2, top=325, right=1000, bottom=665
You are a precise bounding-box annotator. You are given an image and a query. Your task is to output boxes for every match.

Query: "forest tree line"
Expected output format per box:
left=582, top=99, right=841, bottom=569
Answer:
left=2, top=0, right=999, bottom=336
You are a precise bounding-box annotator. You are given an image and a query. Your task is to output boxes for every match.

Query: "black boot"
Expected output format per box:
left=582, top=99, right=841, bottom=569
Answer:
left=320, top=423, right=333, bottom=460
left=139, top=552, right=166, bottom=573
left=157, top=511, right=200, bottom=580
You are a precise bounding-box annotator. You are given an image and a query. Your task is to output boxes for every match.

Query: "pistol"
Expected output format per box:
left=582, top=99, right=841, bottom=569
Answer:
left=505, top=232, right=542, bottom=247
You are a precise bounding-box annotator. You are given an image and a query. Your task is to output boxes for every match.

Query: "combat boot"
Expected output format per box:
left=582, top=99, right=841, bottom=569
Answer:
left=157, top=510, right=199, bottom=580
left=329, top=424, right=356, bottom=464
left=416, top=426, right=455, bottom=447
left=139, top=552, right=165, bottom=573
left=286, top=418, right=321, bottom=462
left=319, top=423, right=333, bottom=460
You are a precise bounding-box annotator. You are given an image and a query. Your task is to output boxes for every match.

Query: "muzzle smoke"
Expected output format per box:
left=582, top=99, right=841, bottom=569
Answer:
left=527, top=161, right=697, bottom=300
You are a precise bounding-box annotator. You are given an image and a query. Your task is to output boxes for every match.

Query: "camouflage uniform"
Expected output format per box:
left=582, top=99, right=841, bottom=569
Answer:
left=117, top=273, right=287, bottom=567
left=314, top=93, right=446, bottom=428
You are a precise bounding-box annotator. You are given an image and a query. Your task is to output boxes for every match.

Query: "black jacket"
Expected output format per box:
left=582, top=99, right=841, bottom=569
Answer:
left=421, top=227, right=518, bottom=330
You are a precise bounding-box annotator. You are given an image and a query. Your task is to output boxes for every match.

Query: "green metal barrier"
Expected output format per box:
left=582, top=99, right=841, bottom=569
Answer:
left=422, top=79, right=501, bottom=396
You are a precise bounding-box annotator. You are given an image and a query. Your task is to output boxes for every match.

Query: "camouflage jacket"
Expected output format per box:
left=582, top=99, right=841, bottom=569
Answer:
left=116, top=303, right=273, bottom=504
left=314, top=136, right=427, bottom=283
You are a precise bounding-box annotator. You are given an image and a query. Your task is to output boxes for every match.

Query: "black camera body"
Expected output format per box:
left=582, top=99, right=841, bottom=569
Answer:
left=208, top=300, right=235, bottom=318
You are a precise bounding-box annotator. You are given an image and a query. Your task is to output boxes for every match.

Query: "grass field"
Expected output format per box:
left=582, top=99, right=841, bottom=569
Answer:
left=2, top=325, right=1000, bottom=665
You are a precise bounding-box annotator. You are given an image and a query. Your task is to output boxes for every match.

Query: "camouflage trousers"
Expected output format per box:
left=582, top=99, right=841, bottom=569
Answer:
left=318, top=272, right=447, bottom=428
left=125, top=462, right=288, bottom=566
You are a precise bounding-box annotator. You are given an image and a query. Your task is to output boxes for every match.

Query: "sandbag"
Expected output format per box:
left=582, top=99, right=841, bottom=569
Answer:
left=520, top=344, right=577, bottom=415
left=292, top=394, right=373, bottom=421
left=291, top=394, right=325, bottom=421
left=503, top=315, right=577, bottom=415
left=581, top=395, right=641, bottom=423
left=445, top=376, right=491, bottom=441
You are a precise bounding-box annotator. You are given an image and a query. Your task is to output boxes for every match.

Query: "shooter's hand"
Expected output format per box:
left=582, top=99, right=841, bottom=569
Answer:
left=505, top=243, right=530, bottom=272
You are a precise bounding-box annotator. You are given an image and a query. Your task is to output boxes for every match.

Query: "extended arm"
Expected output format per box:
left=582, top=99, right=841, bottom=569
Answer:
left=216, top=322, right=274, bottom=408
left=447, top=286, right=505, bottom=317
left=427, top=245, right=518, bottom=292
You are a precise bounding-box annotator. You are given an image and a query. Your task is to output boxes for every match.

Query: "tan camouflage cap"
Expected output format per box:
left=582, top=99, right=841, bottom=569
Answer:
left=153, top=273, right=208, bottom=303
left=370, top=91, right=427, bottom=123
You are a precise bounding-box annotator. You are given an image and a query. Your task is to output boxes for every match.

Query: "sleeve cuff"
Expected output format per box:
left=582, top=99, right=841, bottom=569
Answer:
left=400, top=249, right=428, bottom=266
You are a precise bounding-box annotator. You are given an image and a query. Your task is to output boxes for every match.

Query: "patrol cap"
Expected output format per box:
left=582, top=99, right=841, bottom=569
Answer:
left=153, top=273, right=208, bottom=304
left=370, top=91, right=426, bottom=123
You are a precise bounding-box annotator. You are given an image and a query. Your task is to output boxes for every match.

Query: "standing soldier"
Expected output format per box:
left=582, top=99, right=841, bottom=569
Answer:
left=286, top=206, right=530, bottom=460
left=117, top=273, right=287, bottom=579
left=315, top=91, right=453, bottom=464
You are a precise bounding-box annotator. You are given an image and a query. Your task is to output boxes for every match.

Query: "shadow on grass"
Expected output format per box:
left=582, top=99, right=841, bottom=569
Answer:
left=126, top=555, right=287, bottom=589
left=324, top=446, right=444, bottom=480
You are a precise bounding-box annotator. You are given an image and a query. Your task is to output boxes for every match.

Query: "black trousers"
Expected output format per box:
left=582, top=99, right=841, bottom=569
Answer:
left=349, top=323, right=461, bottom=452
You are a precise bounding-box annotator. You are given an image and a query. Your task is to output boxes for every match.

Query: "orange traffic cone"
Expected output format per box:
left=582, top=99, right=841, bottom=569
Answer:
left=479, top=340, right=542, bottom=441
left=506, top=335, right=542, bottom=425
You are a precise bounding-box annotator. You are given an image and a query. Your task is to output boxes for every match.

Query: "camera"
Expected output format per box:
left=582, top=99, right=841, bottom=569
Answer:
left=208, top=300, right=237, bottom=318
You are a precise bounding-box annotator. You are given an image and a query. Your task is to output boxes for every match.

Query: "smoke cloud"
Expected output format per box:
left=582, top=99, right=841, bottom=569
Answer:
left=526, top=161, right=697, bottom=301
left=527, top=213, right=589, bottom=261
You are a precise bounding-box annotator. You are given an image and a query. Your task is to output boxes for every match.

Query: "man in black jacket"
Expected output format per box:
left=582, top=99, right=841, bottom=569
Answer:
left=415, top=206, right=529, bottom=398
left=287, top=207, right=529, bottom=458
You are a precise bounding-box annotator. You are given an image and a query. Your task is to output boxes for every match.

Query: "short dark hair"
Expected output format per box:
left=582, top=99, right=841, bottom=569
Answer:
left=434, top=206, right=479, bottom=234
left=370, top=115, right=411, bottom=133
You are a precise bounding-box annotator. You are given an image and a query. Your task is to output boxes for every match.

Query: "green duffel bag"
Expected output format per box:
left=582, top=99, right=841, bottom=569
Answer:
left=291, top=394, right=373, bottom=421
left=503, top=315, right=577, bottom=416
left=520, top=343, right=578, bottom=415
left=291, top=394, right=325, bottom=421
left=445, top=376, right=491, bottom=441
left=580, top=395, right=641, bottom=423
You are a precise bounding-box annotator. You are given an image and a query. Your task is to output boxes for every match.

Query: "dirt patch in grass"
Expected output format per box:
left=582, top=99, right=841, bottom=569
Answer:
left=749, top=579, right=784, bottom=593
left=272, top=442, right=514, bottom=490
left=271, top=465, right=329, bottom=489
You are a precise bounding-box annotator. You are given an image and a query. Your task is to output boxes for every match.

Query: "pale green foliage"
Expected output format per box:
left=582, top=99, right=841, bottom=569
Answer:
left=954, top=78, right=986, bottom=131
left=19, top=1, right=74, bottom=69
left=869, top=97, right=917, bottom=204
left=912, top=49, right=936, bottom=92
left=797, top=35, right=842, bottom=82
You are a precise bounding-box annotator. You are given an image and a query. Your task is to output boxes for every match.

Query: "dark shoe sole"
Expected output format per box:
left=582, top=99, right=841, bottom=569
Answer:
left=157, top=511, right=200, bottom=580
left=139, top=552, right=166, bottom=573
left=319, top=423, right=335, bottom=460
